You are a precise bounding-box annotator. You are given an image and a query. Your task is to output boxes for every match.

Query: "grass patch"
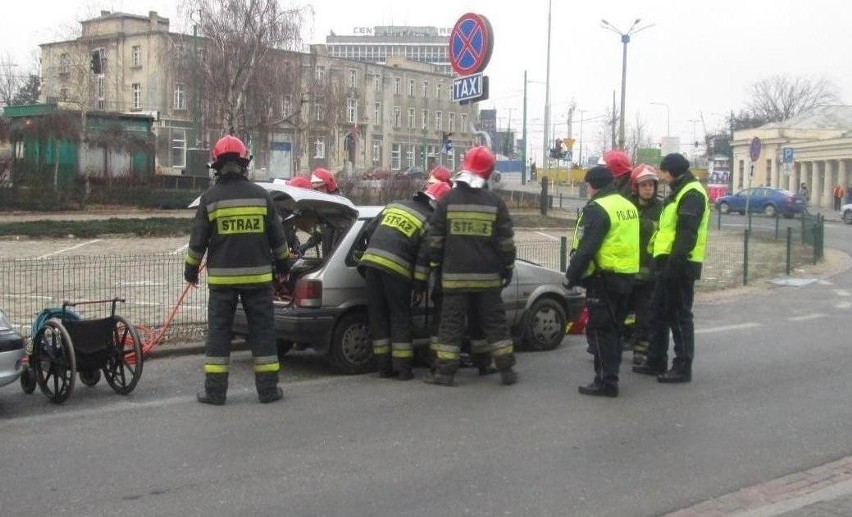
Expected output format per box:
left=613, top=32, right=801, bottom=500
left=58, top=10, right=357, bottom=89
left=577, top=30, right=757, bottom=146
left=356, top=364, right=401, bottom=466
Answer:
left=0, top=218, right=193, bottom=238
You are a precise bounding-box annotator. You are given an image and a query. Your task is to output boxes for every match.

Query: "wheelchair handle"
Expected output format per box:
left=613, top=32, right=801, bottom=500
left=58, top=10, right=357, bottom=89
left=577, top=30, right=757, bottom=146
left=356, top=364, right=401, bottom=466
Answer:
left=62, top=297, right=126, bottom=317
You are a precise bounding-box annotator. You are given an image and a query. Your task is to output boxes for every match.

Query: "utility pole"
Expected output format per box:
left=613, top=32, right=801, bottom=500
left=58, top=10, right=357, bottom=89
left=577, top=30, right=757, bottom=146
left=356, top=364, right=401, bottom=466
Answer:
left=521, top=70, right=527, bottom=185
left=611, top=90, right=617, bottom=150
left=543, top=0, right=552, bottom=171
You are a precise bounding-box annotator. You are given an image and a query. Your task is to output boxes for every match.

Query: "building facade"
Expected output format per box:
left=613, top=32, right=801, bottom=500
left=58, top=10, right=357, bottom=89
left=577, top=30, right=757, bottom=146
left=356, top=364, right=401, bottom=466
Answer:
left=326, top=25, right=452, bottom=76
left=732, top=106, right=852, bottom=209
left=37, top=11, right=478, bottom=179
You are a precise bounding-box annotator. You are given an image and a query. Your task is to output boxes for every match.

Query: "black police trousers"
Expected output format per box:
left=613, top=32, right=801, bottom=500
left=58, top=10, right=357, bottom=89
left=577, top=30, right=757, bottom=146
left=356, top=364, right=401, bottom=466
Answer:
left=585, top=277, right=630, bottom=387
left=646, top=273, right=696, bottom=373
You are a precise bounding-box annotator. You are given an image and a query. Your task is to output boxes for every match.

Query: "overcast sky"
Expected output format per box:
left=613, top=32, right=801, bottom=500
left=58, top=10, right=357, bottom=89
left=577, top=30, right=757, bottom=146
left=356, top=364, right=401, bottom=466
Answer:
left=4, top=0, right=851, bottom=161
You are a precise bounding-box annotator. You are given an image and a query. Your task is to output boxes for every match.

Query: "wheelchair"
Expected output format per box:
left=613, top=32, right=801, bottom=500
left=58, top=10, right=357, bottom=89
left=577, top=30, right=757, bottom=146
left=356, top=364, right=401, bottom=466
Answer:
left=22, top=298, right=144, bottom=404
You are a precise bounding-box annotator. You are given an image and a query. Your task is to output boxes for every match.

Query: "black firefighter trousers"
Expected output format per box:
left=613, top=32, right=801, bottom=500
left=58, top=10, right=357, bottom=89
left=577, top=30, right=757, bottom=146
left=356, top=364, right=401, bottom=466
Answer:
left=364, top=268, right=414, bottom=372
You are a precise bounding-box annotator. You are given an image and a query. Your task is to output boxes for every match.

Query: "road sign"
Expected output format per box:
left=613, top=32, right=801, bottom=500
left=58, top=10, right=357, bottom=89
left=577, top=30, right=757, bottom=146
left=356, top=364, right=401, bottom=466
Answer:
left=449, top=13, right=494, bottom=76
left=749, top=136, right=762, bottom=162
left=782, top=147, right=794, bottom=164
left=564, top=150, right=573, bottom=161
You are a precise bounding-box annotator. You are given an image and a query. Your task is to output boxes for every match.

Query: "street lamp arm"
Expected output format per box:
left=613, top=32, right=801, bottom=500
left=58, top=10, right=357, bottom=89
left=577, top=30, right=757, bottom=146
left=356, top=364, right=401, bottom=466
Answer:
left=630, top=23, right=656, bottom=35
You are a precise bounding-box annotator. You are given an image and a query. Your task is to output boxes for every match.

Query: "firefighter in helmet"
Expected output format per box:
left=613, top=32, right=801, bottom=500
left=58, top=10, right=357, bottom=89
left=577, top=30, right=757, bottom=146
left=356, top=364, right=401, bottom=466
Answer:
left=310, top=167, right=340, bottom=194
left=425, top=146, right=518, bottom=387
left=602, top=149, right=634, bottom=198
left=185, top=135, right=290, bottom=405
left=359, top=181, right=451, bottom=380
left=299, top=168, right=340, bottom=257
left=427, top=165, right=452, bottom=186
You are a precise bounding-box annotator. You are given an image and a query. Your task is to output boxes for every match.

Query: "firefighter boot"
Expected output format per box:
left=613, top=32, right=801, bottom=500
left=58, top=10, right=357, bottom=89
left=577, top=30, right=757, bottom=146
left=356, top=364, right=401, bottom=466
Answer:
left=196, top=373, right=228, bottom=406
left=393, top=358, right=413, bottom=381
left=424, top=359, right=457, bottom=387
left=375, top=354, right=394, bottom=378
left=499, top=367, right=518, bottom=386
left=256, top=372, right=284, bottom=403
left=493, top=345, right=517, bottom=386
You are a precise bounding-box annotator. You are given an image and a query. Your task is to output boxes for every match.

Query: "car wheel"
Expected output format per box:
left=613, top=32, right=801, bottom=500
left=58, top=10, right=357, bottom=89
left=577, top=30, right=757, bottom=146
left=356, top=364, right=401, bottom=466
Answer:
left=718, top=202, right=731, bottom=215
left=276, top=339, right=294, bottom=361
left=763, top=204, right=777, bottom=217
left=844, top=210, right=852, bottom=224
left=329, top=311, right=374, bottom=374
left=522, top=297, right=567, bottom=352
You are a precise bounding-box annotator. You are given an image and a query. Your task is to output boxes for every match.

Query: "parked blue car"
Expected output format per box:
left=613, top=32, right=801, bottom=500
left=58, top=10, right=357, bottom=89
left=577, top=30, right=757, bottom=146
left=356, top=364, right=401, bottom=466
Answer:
left=714, top=187, right=805, bottom=218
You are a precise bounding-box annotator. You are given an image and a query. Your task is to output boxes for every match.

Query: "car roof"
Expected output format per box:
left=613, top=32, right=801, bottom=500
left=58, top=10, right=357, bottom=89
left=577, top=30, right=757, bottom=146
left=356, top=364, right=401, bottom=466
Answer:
left=189, top=181, right=358, bottom=220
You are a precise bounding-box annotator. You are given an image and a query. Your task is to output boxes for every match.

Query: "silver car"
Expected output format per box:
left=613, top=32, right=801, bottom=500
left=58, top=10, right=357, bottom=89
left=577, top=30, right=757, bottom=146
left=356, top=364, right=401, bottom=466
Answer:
left=231, top=183, right=584, bottom=374
left=0, top=308, right=25, bottom=388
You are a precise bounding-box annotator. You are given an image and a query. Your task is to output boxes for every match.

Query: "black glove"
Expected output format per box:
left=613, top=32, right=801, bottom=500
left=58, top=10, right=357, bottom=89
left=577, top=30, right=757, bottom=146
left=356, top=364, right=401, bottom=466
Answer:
left=663, top=258, right=686, bottom=279
left=184, top=264, right=199, bottom=284
left=502, top=267, right=514, bottom=287
left=274, top=258, right=290, bottom=277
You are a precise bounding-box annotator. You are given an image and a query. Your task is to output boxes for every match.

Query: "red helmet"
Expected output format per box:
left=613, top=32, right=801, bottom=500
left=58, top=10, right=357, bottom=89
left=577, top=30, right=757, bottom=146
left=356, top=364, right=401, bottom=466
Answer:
left=427, top=166, right=452, bottom=185
left=603, top=149, right=632, bottom=177
left=287, top=176, right=312, bottom=189
left=423, top=181, right=451, bottom=201
left=630, top=164, right=659, bottom=191
left=211, top=135, right=251, bottom=169
left=455, top=146, right=496, bottom=188
left=310, top=168, right=338, bottom=193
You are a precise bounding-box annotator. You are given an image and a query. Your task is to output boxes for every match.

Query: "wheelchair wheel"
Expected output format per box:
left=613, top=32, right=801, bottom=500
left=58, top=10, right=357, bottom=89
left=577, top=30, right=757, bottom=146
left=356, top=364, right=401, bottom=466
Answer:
left=79, top=368, right=101, bottom=386
left=103, top=316, right=143, bottom=395
left=30, top=320, right=76, bottom=404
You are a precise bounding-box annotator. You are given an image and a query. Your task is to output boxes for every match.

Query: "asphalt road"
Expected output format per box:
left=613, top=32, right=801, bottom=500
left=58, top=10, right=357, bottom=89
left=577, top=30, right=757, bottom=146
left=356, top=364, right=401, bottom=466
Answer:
left=1, top=207, right=851, bottom=516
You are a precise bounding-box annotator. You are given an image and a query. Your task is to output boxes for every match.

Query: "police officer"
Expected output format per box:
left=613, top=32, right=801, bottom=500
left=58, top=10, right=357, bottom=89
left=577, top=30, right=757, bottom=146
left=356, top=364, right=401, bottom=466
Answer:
left=565, top=165, right=639, bottom=398
left=359, top=182, right=450, bottom=380
left=425, top=146, right=518, bottom=387
left=185, top=135, right=290, bottom=405
left=633, top=153, right=709, bottom=383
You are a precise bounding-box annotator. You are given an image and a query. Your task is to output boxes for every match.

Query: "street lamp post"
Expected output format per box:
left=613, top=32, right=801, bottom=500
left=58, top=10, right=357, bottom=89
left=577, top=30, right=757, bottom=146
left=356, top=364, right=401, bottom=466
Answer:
left=601, top=18, right=653, bottom=150
left=651, top=102, right=670, bottom=137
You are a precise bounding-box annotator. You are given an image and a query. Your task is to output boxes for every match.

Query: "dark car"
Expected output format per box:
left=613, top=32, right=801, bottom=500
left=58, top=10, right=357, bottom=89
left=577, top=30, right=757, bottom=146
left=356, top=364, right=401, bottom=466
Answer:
left=226, top=183, right=585, bottom=374
left=714, top=187, right=805, bottom=218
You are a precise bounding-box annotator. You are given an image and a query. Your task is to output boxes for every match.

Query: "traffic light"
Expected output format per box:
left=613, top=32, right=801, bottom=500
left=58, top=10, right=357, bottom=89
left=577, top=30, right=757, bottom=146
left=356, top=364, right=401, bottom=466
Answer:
left=441, top=132, right=453, bottom=154
left=90, top=50, right=103, bottom=74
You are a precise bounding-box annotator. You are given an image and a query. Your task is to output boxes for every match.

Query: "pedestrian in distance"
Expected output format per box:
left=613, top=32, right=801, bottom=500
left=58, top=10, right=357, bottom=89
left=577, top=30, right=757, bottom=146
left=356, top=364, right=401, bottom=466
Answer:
left=185, top=135, right=291, bottom=405
left=833, top=184, right=844, bottom=211
left=626, top=164, right=663, bottom=367
left=800, top=183, right=809, bottom=203
left=425, top=146, right=519, bottom=387
left=633, top=153, right=710, bottom=384
left=358, top=182, right=451, bottom=380
left=564, top=165, right=640, bottom=398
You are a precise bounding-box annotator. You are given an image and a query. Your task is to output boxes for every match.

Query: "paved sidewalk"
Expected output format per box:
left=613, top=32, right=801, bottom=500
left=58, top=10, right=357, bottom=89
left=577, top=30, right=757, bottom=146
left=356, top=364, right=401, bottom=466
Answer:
left=665, top=455, right=852, bottom=516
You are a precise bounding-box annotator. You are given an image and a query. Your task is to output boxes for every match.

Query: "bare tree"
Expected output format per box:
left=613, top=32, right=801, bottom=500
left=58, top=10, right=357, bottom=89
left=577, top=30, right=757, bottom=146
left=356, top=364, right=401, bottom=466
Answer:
left=746, top=75, right=839, bottom=123
left=0, top=53, right=22, bottom=106
left=183, top=0, right=312, bottom=138
left=626, top=114, right=651, bottom=163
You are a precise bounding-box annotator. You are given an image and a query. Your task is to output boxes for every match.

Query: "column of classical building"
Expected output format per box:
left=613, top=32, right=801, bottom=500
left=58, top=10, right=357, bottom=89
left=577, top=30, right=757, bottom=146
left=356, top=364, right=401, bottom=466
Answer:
left=800, top=162, right=811, bottom=202
left=810, top=161, right=823, bottom=209
left=840, top=159, right=849, bottom=195
left=788, top=162, right=798, bottom=192
left=823, top=160, right=835, bottom=209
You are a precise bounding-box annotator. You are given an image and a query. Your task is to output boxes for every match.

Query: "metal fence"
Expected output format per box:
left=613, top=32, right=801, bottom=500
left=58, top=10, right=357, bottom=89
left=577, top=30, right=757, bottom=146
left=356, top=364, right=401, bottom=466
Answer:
left=0, top=218, right=823, bottom=342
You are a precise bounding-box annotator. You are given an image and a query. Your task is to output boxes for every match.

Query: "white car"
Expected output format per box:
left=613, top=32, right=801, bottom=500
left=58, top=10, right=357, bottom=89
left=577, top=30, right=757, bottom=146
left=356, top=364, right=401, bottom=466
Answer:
left=841, top=202, right=852, bottom=224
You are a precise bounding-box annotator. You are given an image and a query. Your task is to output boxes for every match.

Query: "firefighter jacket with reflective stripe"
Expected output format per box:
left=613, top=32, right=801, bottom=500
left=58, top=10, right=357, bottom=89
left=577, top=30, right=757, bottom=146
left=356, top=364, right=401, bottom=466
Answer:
left=428, top=184, right=516, bottom=291
left=653, top=176, right=709, bottom=263
left=186, top=175, right=289, bottom=288
left=570, top=190, right=640, bottom=280
left=359, top=198, right=432, bottom=281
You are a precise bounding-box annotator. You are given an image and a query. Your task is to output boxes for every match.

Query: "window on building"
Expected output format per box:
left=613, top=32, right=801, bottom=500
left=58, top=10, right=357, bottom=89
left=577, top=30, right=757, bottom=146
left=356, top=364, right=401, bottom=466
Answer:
left=407, top=108, right=415, bottom=129
left=766, top=158, right=772, bottom=187
left=394, top=77, right=401, bottom=94
left=374, top=74, right=382, bottom=91
left=434, top=111, right=442, bottom=131
left=393, top=106, right=401, bottom=128
left=460, top=114, right=467, bottom=132
left=447, top=84, right=453, bottom=101
left=372, top=140, right=382, bottom=164
left=314, top=103, right=324, bottom=122
left=132, top=83, right=141, bottom=110
left=422, top=80, right=428, bottom=98
left=59, top=53, right=69, bottom=76
left=171, top=129, right=186, bottom=168
left=132, top=45, right=142, bottom=67
left=314, top=138, right=325, bottom=159
left=174, top=83, right=185, bottom=110
left=348, top=69, right=357, bottom=88
left=347, top=98, right=357, bottom=123
left=448, top=112, right=456, bottom=132
left=407, top=145, right=415, bottom=168
left=59, top=88, right=68, bottom=101
left=391, top=143, right=401, bottom=170
left=421, top=109, right=429, bottom=130
left=435, top=82, right=442, bottom=99
left=96, top=76, right=105, bottom=100
left=316, top=66, right=325, bottom=82
left=408, top=79, right=415, bottom=96
left=373, top=102, right=381, bottom=125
